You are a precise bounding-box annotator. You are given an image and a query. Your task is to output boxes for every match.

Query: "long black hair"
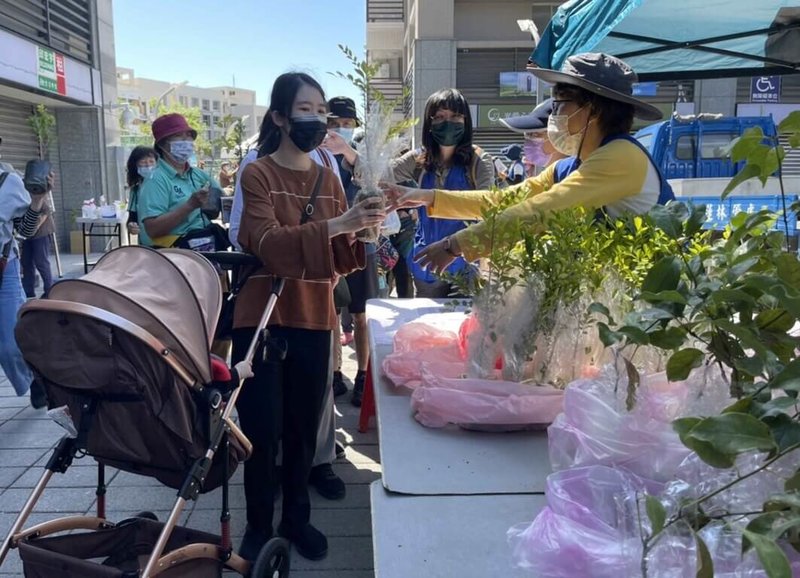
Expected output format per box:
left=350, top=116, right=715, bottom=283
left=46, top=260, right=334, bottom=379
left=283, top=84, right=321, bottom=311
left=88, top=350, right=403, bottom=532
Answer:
left=257, top=72, right=326, bottom=157
left=125, top=146, right=157, bottom=188
left=420, top=88, right=475, bottom=172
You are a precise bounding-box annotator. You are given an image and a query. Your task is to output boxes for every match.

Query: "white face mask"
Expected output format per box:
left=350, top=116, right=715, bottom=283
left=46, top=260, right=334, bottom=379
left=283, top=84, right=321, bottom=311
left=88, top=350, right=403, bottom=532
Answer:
left=332, top=127, right=355, bottom=143
left=547, top=106, right=588, bottom=157
left=169, top=140, right=195, bottom=163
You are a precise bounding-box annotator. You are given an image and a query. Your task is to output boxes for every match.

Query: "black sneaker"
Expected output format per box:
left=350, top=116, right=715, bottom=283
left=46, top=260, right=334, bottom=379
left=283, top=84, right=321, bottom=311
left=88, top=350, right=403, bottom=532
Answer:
left=332, top=371, right=348, bottom=397
left=278, top=522, right=328, bottom=560
left=335, top=441, right=346, bottom=460
left=309, top=463, right=346, bottom=500
left=351, top=370, right=366, bottom=407
left=238, top=525, right=273, bottom=561
left=29, top=379, right=47, bottom=410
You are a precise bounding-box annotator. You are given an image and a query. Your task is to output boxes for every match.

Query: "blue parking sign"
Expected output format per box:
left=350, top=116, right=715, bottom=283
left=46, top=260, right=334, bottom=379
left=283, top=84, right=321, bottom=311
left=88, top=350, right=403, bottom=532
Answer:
left=751, top=76, right=781, bottom=104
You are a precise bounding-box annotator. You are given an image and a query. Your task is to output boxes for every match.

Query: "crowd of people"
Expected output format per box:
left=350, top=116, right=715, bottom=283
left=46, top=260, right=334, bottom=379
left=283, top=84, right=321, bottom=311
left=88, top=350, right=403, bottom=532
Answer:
left=0, top=51, right=674, bottom=563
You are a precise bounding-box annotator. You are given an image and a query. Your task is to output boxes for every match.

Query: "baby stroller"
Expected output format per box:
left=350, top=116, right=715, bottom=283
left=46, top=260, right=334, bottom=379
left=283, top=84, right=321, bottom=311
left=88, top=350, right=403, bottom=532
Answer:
left=0, top=246, right=289, bottom=578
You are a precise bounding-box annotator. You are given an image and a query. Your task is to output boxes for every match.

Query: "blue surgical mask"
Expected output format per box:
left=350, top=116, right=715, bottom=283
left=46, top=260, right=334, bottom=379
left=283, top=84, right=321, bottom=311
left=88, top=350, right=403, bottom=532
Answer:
left=332, top=127, right=355, bottom=143
left=169, top=140, right=195, bottom=163
left=137, top=166, right=157, bottom=180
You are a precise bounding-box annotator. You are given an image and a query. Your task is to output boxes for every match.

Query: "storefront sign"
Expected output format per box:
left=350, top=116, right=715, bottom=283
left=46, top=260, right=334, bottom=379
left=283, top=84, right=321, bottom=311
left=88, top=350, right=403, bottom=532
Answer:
left=476, top=104, right=537, bottom=128
left=632, top=82, right=658, bottom=97
left=750, top=76, right=781, bottom=103
left=37, top=46, right=67, bottom=96
left=0, top=28, right=94, bottom=104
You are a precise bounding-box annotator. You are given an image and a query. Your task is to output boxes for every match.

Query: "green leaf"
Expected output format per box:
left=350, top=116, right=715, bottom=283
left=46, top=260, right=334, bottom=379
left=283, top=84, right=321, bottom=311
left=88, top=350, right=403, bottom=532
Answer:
left=642, top=256, right=682, bottom=294
left=649, top=204, right=683, bottom=238
left=741, top=530, right=791, bottom=578
left=778, top=110, right=800, bottom=134
left=714, top=320, right=770, bottom=359
left=708, top=289, right=757, bottom=306
left=756, top=309, right=795, bottom=333
left=776, top=253, right=800, bottom=288
left=648, top=327, right=688, bottom=350
left=770, top=360, right=800, bottom=392
left=666, top=348, right=705, bottom=381
left=727, top=256, right=761, bottom=280
left=645, top=494, right=666, bottom=536
left=729, top=127, right=766, bottom=162
left=639, top=290, right=688, bottom=305
left=675, top=417, right=736, bottom=468
left=673, top=417, right=702, bottom=438
left=763, top=414, right=800, bottom=452
left=684, top=203, right=708, bottom=237
left=765, top=493, right=800, bottom=512
left=597, top=322, right=621, bottom=347
left=722, top=398, right=753, bottom=414
left=618, top=325, right=650, bottom=346
left=723, top=164, right=761, bottom=199
left=686, top=413, right=777, bottom=456
left=695, top=533, right=714, bottom=578
left=786, top=470, right=800, bottom=492
left=587, top=302, right=612, bottom=321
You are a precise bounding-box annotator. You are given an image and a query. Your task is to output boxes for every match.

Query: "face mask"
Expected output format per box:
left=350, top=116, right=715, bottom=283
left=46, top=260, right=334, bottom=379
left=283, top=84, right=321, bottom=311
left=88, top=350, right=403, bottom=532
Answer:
left=288, top=115, right=328, bottom=152
left=547, top=106, right=588, bottom=157
left=137, top=166, right=157, bottom=180
left=430, top=121, right=465, bottom=147
left=524, top=138, right=551, bottom=167
left=169, top=140, right=195, bottom=163
left=332, top=127, right=355, bottom=143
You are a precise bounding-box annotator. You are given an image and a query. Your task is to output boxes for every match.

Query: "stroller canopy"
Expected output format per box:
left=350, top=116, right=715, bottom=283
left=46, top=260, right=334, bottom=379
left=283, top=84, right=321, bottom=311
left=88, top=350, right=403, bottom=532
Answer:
left=45, top=247, right=222, bottom=385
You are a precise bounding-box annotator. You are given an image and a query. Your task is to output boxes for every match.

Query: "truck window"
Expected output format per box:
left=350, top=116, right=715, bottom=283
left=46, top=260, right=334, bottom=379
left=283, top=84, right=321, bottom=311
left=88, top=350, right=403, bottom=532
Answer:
left=700, top=133, right=737, bottom=159
left=635, top=133, right=654, bottom=152
left=676, top=136, right=696, bottom=161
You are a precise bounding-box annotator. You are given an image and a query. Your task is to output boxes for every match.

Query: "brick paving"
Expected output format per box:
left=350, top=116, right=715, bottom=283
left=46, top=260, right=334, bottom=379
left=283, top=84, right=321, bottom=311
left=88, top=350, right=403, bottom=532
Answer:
left=0, top=253, right=380, bottom=577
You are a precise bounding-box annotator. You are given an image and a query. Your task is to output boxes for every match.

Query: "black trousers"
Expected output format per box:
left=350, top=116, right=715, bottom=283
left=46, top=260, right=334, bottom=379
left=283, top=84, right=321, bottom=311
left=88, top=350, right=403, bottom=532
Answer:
left=232, top=326, right=331, bottom=533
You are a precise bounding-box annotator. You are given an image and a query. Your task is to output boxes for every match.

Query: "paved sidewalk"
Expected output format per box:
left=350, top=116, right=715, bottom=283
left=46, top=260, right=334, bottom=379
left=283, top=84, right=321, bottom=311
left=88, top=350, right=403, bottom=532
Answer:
left=0, top=254, right=380, bottom=577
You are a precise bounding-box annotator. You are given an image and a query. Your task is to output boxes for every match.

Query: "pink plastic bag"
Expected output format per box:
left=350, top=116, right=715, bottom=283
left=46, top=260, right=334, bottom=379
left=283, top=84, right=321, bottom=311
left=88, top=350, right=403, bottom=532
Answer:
left=410, top=371, right=564, bottom=428
left=548, top=380, right=691, bottom=482
left=392, top=322, right=458, bottom=353
left=508, top=466, right=645, bottom=577
left=382, top=349, right=465, bottom=389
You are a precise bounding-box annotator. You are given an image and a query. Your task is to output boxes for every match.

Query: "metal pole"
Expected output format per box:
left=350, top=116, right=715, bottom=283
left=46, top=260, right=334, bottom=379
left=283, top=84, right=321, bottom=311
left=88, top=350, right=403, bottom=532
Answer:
left=48, top=190, right=62, bottom=277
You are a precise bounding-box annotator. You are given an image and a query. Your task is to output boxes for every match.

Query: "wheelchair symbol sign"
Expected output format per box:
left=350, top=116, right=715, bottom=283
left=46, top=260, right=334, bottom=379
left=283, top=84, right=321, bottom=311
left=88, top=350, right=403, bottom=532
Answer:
left=751, top=76, right=780, bottom=103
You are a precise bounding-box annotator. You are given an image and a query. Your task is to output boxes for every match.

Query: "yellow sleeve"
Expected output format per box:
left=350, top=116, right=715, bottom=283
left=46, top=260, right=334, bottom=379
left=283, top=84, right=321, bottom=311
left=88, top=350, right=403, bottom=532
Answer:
left=452, top=140, right=649, bottom=260
left=428, top=165, right=554, bottom=220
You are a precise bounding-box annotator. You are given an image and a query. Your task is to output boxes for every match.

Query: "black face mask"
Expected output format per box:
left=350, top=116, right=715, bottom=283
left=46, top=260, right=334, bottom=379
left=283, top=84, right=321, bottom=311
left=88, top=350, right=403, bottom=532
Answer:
left=288, top=116, right=328, bottom=152
left=430, top=121, right=465, bottom=147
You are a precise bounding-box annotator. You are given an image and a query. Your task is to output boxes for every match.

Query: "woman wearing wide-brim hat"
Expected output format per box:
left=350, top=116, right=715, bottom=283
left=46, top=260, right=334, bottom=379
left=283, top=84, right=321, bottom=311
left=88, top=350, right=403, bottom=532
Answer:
left=383, top=52, right=675, bottom=275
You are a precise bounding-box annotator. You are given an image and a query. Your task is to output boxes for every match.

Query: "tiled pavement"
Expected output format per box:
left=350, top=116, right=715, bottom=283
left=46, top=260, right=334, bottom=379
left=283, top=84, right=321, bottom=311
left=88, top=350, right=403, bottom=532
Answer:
left=0, top=253, right=381, bottom=577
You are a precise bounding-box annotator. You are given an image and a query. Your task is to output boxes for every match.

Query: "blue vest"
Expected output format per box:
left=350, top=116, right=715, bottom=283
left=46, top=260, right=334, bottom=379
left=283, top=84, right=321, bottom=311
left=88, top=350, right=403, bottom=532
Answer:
left=410, top=164, right=476, bottom=284
left=553, top=133, right=675, bottom=211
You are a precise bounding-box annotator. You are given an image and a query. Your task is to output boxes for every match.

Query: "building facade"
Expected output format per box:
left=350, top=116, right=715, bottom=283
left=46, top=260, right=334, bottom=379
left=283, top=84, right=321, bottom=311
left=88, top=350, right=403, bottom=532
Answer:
left=367, top=0, right=800, bottom=164
left=115, top=68, right=268, bottom=159
left=0, top=0, right=121, bottom=248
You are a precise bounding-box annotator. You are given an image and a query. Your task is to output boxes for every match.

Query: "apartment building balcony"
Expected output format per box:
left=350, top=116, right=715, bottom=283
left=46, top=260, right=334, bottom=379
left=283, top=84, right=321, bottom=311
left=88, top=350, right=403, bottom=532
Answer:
left=368, top=0, right=404, bottom=24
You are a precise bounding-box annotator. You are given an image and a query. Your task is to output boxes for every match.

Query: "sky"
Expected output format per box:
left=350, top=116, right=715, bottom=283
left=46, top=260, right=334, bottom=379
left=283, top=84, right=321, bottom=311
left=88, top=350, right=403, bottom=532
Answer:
left=112, top=0, right=367, bottom=106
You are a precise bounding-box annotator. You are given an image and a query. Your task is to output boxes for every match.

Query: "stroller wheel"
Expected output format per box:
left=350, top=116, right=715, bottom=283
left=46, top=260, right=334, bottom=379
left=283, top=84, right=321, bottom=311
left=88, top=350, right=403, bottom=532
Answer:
left=250, top=537, right=290, bottom=578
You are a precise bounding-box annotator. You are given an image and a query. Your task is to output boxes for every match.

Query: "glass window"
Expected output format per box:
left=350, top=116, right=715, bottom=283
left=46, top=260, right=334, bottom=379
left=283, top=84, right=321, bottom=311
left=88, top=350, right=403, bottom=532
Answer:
left=675, top=135, right=696, bottom=161
left=203, top=114, right=211, bottom=127
left=635, top=133, right=653, bottom=153
left=212, top=100, right=220, bottom=111
left=700, top=133, right=736, bottom=159
left=202, top=99, right=210, bottom=111
left=179, top=96, right=188, bottom=106
left=191, top=97, right=200, bottom=108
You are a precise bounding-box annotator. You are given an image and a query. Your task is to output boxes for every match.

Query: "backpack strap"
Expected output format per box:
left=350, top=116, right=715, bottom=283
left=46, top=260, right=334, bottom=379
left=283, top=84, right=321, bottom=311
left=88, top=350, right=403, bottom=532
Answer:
left=469, top=145, right=484, bottom=189
left=317, top=149, right=334, bottom=171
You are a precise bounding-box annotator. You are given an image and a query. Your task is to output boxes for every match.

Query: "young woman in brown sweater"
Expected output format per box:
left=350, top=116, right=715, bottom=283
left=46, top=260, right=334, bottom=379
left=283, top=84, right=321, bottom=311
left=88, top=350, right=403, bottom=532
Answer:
left=232, top=72, right=384, bottom=562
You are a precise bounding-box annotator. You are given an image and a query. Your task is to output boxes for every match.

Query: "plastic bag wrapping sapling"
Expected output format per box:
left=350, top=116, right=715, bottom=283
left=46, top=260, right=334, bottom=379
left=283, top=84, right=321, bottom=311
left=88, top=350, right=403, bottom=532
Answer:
left=507, top=465, right=647, bottom=578
left=381, top=321, right=466, bottom=388
left=548, top=365, right=732, bottom=482
left=410, top=369, right=563, bottom=428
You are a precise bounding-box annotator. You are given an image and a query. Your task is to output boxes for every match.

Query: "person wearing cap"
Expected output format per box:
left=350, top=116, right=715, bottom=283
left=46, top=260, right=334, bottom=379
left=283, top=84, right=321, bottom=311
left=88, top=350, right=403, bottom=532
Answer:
left=499, top=144, right=526, bottom=186
left=385, top=53, right=674, bottom=274
left=499, top=98, right=564, bottom=176
left=321, top=97, right=381, bottom=408
left=136, top=113, right=220, bottom=247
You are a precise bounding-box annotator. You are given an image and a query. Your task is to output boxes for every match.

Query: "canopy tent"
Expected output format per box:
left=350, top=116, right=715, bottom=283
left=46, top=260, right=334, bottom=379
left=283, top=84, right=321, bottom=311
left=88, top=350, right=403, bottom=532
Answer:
left=530, top=0, right=800, bottom=81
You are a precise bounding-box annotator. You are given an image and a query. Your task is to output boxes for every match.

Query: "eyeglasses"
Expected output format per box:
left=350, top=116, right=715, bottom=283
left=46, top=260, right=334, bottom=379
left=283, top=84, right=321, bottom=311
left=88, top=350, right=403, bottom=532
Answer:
left=430, top=113, right=466, bottom=125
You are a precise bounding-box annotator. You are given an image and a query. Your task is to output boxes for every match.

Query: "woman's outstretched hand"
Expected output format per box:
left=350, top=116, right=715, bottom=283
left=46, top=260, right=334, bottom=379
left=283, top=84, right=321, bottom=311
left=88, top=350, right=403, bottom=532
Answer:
left=380, top=182, right=434, bottom=212
left=414, top=236, right=461, bottom=276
